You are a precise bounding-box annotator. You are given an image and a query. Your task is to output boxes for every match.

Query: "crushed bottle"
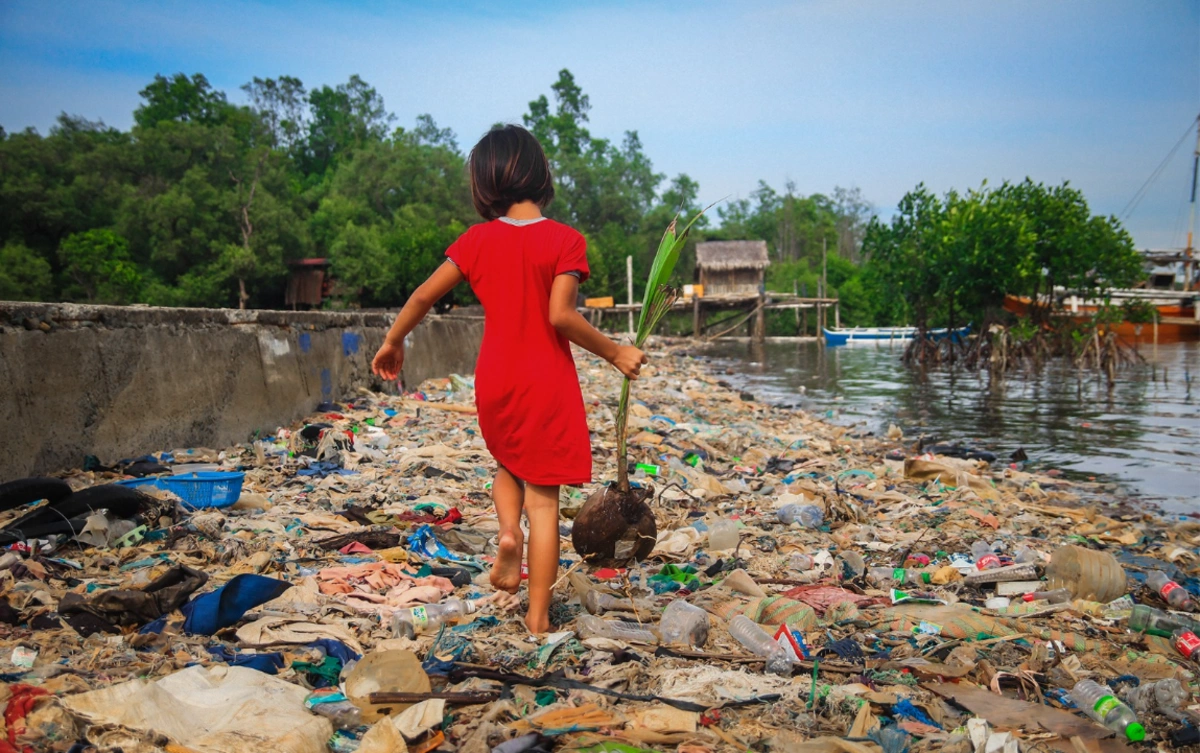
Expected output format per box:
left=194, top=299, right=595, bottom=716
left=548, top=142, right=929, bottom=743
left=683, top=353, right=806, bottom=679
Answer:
left=776, top=504, right=823, bottom=528
left=866, top=566, right=933, bottom=588
left=1122, top=678, right=1200, bottom=726
left=707, top=519, right=740, bottom=550
left=576, top=614, right=658, bottom=644
left=971, top=540, right=1001, bottom=570
left=657, top=599, right=710, bottom=647
left=1172, top=627, right=1200, bottom=664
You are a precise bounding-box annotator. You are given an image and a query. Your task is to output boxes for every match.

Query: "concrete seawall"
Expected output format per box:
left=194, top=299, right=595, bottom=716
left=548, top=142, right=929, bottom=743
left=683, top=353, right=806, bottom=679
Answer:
left=0, top=302, right=483, bottom=479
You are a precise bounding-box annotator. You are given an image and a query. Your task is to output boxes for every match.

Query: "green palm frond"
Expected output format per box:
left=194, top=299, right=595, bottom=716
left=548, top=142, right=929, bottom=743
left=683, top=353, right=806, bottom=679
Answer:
left=616, top=204, right=714, bottom=492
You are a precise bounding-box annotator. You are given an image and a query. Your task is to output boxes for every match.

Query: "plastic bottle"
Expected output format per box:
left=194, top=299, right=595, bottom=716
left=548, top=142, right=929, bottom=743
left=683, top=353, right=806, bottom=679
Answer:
left=707, top=519, right=740, bottom=550
left=788, top=553, right=816, bottom=571
left=658, top=600, right=710, bottom=647
left=1173, top=627, right=1200, bottom=663
left=576, top=614, right=658, bottom=643
left=583, top=591, right=649, bottom=615
left=866, top=566, right=933, bottom=588
left=313, top=700, right=363, bottom=730
left=1128, top=604, right=1200, bottom=638
left=1013, top=546, right=1039, bottom=564
left=727, top=615, right=794, bottom=675
left=1146, top=570, right=1195, bottom=611
left=971, top=541, right=1001, bottom=571
left=304, top=689, right=363, bottom=730
left=777, top=504, right=824, bottom=528
left=1022, top=588, right=1072, bottom=604
left=1123, top=678, right=1195, bottom=724
left=1069, top=679, right=1145, bottom=743
left=390, top=598, right=478, bottom=638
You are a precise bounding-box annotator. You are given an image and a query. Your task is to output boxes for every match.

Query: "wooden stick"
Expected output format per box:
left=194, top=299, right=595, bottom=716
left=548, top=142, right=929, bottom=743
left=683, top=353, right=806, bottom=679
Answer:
left=399, top=399, right=477, bottom=414
left=368, top=691, right=501, bottom=704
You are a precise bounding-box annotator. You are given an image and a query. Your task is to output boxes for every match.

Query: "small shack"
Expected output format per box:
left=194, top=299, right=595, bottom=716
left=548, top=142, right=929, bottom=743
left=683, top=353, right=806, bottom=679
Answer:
left=285, top=258, right=331, bottom=309
left=695, top=240, right=770, bottom=297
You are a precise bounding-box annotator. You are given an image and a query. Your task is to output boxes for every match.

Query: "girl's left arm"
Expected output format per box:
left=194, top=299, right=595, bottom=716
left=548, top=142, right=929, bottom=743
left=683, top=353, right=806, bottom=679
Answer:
left=372, top=261, right=465, bottom=380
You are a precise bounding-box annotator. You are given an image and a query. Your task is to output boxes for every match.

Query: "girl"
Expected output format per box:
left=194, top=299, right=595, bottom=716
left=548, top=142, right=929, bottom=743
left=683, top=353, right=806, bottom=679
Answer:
left=371, top=124, right=646, bottom=634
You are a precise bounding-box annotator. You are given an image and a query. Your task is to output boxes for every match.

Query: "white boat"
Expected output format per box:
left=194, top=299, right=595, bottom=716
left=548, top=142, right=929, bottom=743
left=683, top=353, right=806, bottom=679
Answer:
left=823, top=325, right=970, bottom=346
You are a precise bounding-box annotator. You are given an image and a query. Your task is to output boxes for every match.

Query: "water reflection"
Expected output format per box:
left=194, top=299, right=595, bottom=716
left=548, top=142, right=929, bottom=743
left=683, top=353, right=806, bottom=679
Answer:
left=696, top=340, right=1198, bottom=512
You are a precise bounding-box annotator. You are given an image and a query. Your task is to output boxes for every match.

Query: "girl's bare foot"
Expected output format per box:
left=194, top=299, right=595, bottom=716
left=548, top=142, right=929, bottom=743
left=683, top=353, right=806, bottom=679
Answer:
left=524, top=610, right=551, bottom=634
left=489, top=530, right=523, bottom=594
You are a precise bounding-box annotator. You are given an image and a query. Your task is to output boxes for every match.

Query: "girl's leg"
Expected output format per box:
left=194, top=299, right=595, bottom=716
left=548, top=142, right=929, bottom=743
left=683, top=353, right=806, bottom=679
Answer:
left=489, top=466, right=524, bottom=594
left=523, top=482, right=560, bottom=634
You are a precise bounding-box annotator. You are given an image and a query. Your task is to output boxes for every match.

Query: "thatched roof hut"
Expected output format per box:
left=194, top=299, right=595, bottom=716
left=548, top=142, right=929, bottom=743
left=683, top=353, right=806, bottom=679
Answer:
left=695, top=240, right=769, bottom=296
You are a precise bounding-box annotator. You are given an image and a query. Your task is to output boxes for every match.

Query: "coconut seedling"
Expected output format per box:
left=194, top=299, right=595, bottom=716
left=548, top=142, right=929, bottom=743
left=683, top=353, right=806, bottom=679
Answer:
left=572, top=210, right=709, bottom=567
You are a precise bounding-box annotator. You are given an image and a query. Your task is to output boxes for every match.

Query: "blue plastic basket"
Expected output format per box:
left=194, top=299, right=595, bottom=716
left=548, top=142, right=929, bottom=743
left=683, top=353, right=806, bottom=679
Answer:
left=115, top=472, right=244, bottom=510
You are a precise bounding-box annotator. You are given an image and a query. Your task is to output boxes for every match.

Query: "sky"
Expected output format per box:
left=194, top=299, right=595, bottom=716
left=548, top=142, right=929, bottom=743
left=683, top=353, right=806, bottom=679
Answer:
left=1, top=0, right=1198, bottom=249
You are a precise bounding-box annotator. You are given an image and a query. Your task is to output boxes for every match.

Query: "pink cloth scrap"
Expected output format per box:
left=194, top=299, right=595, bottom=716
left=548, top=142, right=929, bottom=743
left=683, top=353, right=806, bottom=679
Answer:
left=317, top=562, right=455, bottom=616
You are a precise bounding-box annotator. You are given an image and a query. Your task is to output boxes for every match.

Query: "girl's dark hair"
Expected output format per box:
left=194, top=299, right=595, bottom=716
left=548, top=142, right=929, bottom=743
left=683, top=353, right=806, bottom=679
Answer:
left=468, top=124, right=555, bottom=220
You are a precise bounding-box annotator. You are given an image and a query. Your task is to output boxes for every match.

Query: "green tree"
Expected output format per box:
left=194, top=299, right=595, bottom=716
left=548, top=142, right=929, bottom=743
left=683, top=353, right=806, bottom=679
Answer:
left=0, top=242, right=53, bottom=301
left=303, top=75, right=393, bottom=177
left=58, top=229, right=142, bottom=303
left=242, top=75, right=309, bottom=152
left=134, top=73, right=233, bottom=129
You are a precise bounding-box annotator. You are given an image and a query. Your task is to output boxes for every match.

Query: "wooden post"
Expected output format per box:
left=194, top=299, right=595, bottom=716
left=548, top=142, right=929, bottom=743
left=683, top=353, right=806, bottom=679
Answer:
left=793, top=280, right=800, bottom=333
left=802, top=308, right=808, bottom=337
left=835, top=302, right=840, bottom=329
left=692, top=295, right=701, bottom=338
left=754, top=288, right=766, bottom=341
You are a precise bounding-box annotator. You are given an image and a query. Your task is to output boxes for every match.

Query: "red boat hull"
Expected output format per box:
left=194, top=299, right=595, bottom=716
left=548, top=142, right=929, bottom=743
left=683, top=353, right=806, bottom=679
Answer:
left=1002, top=295, right=1199, bottom=344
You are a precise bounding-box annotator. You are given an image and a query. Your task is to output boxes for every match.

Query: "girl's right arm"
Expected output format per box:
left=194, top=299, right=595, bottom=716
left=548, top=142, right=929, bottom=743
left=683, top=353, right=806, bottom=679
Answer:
left=372, top=261, right=465, bottom=381
left=548, top=273, right=647, bottom=379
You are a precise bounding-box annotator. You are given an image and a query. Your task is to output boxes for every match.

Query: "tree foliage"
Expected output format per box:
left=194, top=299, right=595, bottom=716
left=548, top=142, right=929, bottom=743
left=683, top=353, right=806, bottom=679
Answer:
left=862, top=180, right=1143, bottom=329
left=0, top=68, right=881, bottom=314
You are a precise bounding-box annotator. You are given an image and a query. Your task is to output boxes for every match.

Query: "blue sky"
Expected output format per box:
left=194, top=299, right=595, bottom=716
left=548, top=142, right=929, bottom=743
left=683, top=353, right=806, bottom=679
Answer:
left=1, top=0, right=1197, bottom=248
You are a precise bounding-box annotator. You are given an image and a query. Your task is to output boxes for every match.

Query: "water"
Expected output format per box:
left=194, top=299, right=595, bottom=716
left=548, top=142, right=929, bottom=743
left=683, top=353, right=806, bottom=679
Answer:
left=697, top=340, right=1198, bottom=513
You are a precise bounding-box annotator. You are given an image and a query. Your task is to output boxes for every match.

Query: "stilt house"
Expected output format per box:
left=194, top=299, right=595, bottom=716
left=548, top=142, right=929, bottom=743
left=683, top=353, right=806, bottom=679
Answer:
left=695, top=241, right=770, bottom=297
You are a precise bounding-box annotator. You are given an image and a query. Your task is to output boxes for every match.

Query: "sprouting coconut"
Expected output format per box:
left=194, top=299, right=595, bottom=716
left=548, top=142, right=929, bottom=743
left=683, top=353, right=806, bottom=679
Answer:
left=572, top=210, right=710, bottom=567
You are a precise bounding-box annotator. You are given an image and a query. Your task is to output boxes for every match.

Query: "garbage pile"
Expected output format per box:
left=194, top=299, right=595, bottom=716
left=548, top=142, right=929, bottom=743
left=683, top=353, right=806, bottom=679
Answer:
left=1, top=342, right=1198, bottom=753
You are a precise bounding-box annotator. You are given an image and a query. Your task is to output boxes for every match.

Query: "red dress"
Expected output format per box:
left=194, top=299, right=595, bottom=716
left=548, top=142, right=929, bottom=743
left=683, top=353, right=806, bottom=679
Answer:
left=446, top=218, right=592, bottom=486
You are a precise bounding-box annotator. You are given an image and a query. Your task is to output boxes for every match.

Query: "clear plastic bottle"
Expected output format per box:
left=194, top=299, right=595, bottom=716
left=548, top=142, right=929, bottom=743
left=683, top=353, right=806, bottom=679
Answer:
left=707, top=519, right=740, bottom=550
left=658, top=600, right=710, bottom=647
left=313, top=700, right=363, bottom=730
left=1069, top=679, right=1145, bottom=743
left=390, top=598, right=478, bottom=638
left=1173, top=627, right=1200, bottom=663
left=788, top=553, right=816, bottom=571
left=583, top=591, right=649, bottom=615
left=971, top=541, right=1001, bottom=571
left=1146, top=570, right=1195, bottom=611
left=576, top=614, right=658, bottom=643
left=1128, top=604, right=1200, bottom=637
left=727, top=615, right=794, bottom=675
left=1022, top=588, right=1072, bottom=604
left=777, top=504, right=824, bottom=528
left=1123, top=679, right=1193, bottom=724
left=1013, top=546, right=1039, bottom=564
left=867, top=566, right=933, bottom=588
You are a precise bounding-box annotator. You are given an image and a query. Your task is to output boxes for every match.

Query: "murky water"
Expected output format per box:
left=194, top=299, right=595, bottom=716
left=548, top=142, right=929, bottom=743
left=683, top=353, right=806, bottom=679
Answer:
left=695, top=339, right=1199, bottom=513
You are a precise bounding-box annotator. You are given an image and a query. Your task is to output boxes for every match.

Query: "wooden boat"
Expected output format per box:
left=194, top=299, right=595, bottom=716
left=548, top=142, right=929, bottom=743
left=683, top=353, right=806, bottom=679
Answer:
left=823, top=324, right=970, bottom=346
left=1002, top=293, right=1199, bottom=344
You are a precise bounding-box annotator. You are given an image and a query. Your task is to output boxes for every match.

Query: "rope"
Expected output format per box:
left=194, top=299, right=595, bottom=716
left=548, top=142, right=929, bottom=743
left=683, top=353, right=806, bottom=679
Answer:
left=705, top=302, right=763, bottom=340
